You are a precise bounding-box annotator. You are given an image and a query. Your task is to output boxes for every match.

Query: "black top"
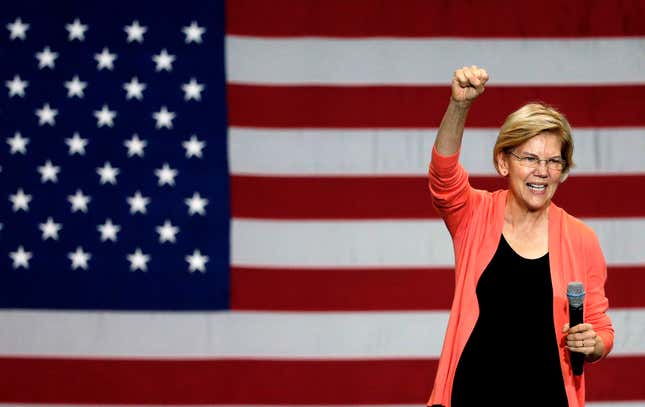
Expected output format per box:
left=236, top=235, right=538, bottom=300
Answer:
left=451, top=235, right=568, bottom=406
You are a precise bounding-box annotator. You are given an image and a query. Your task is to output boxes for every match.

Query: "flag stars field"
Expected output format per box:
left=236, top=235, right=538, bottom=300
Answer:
left=37, top=160, right=60, bottom=183
left=67, top=190, right=91, bottom=213
left=6, top=75, right=28, bottom=97
left=10, top=189, right=32, bottom=212
left=124, top=134, right=147, bottom=157
left=97, top=162, right=120, bottom=185
left=7, top=132, right=29, bottom=154
left=35, top=46, right=58, bottom=69
left=127, top=191, right=149, bottom=214
left=7, top=17, right=29, bottom=40
left=94, top=105, right=117, bottom=127
left=152, top=49, right=175, bottom=72
left=65, top=132, right=88, bottom=155
left=124, top=20, right=147, bottom=43
left=35, top=103, right=58, bottom=126
left=64, top=75, right=87, bottom=98
left=127, top=248, right=150, bottom=271
left=65, top=18, right=88, bottom=41
left=39, top=217, right=62, bottom=240
left=94, top=47, right=117, bottom=70
left=182, top=21, right=205, bottom=44
left=9, top=246, right=32, bottom=269
left=68, top=247, right=91, bottom=270
left=97, top=219, right=120, bottom=242
left=182, top=135, right=205, bottom=158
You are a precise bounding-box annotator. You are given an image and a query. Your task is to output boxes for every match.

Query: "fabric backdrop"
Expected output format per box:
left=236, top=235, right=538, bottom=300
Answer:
left=1, top=0, right=644, bottom=405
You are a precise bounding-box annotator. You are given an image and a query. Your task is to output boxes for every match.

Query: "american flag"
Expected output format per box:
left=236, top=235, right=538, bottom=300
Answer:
left=1, top=0, right=644, bottom=405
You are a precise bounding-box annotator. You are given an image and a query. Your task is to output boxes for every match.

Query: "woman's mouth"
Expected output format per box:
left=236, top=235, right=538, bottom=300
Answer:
left=526, top=183, right=547, bottom=193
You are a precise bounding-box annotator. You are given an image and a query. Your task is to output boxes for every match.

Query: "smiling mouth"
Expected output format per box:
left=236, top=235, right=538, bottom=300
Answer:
left=526, top=183, right=547, bottom=192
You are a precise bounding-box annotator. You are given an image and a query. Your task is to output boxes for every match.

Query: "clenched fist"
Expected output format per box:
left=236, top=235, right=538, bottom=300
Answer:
left=452, top=65, right=489, bottom=105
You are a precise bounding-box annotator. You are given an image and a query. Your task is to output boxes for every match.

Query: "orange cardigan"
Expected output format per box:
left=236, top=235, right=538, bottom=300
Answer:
left=426, top=147, right=614, bottom=407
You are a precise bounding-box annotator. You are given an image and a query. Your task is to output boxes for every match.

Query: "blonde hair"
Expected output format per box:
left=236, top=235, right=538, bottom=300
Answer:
left=493, top=102, right=575, bottom=175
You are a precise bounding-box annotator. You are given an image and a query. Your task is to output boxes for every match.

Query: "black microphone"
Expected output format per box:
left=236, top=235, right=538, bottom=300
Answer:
left=567, top=281, right=585, bottom=376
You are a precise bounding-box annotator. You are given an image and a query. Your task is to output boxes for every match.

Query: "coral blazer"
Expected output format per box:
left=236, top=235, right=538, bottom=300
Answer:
left=426, top=147, right=614, bottom=407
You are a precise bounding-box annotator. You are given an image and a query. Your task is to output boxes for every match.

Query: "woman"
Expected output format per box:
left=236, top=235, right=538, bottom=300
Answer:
left=427, top=66, right=614, bottom=407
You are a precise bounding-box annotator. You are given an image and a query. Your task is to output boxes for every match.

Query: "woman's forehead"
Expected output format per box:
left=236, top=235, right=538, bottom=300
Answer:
left=516, top=132, right=562, bottom=154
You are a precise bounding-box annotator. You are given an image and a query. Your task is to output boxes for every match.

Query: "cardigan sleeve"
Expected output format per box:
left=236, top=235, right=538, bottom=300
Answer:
left=584, top=228, right=614, bottom=360
left=428, top=145, right=473, bottom=238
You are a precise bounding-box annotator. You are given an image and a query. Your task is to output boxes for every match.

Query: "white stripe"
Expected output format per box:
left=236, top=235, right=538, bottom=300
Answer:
left=0, top=309, right=642, bottom=358
left=229, top=127, right=645, bottom=176
left=232, top=218, right=645, bottom=267
left=226, top=37, right=645, bottom=85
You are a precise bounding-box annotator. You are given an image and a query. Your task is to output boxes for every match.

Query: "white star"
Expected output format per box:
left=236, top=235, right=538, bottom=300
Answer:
left=152, top=49, right=175, bottom=72
left=94, top=47, right=117, bottom=70
left=96, top=162, right=119, bottom=185
left=124, top=134, right=147, bottom=157
left=127, top=191, right=149, bottom=214
left=9, top=188, right=32, bottom=212
left=185, top=192, right=208, bottom=216
left=68, top=189, right=91, bottom=213
left=35, top=46, right=58, bottom=69
left=66, top=18, right=88, bottom=41
left=123, top=77, right=146, bottom=100
left=7, top=132, right=29, bottom=154
left=186, top=249, right=209, bottom=273
left=9, top=246, right=32, bottom=269
left=6, top=75, right=28, bottom=97
left=156, top=220, right=179, bottom=243
left=181, top=78, right=205, bottom=101
left=152, top=106, right=175, bottom=129
left=39, top=217, right=62, bottom=240
left=127, top=248, right=150, bottom=272
left=124, top=20, right=147, bottom=43
left=65, top=132, right=88, bottom=155
left=98, top=219, right=120, bottom=242
left=154, top=163, right=178, bottom=186
left=94, top=104, right=116, bottom=127
left=35, top=103, right=58, bottom=126
left=182, top=21, right=206, bottom=44
left=37, top=160, right=60, bottom=183
left=182, top=135, right=206, bottom=158
left=68, top=247, right=91, bottom=270
left=7, top=17, right=29, bottom=40
left=64, top=75, right=87, bottom=98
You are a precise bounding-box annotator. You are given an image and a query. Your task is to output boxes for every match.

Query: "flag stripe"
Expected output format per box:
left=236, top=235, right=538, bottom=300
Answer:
left=1, top=309, right=642, bottom=357
left=1, top=356, right=644, bottom=403
left=228, top=85, right=645, bottom=128
left=226, top=0, right=645, bottom=38
left=229, top=127, right=645, bottom=176
left=231, top=266, right=645, bottom=311
left=232, top=218, right=645, bottom=267
left=231, top=175, right=645, bottom=219
left=227, top=37, right=645, bottom=85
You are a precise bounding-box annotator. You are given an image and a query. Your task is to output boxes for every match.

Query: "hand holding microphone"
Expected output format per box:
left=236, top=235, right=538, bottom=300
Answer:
left=564, top=282, right=599, bottom=375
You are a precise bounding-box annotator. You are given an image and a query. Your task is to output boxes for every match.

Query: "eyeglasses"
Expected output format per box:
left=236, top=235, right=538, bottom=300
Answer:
left=508, top=151, right=566, bottom=171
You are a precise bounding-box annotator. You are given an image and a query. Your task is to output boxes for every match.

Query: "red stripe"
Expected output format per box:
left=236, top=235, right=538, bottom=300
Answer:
left=228, top=85, right=645, bottom=128
left=227, top=0, right=645, bottom=38
left=231, top=175, right=645, bottom=219
left=232, top=266, right=645, bottom=311
left=1, top=356, right=643, bottom=403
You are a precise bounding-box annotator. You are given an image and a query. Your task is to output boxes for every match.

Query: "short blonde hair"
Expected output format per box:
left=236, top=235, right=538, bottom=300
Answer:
left=493, top=102, right=575, bottom=175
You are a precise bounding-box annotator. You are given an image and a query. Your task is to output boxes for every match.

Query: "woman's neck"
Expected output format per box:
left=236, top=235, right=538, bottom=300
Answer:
left=504, top=192, right=550, bottom=231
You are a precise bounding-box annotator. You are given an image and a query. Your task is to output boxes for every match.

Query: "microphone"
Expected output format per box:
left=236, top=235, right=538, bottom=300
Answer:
left=567, top=281, right=585, bottom=376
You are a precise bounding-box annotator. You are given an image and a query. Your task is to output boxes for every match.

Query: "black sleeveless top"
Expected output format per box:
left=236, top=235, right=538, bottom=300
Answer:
left=451, top=235, right=568, bottom=406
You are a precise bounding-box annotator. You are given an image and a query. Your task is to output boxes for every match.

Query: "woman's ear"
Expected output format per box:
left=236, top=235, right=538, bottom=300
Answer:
left=496, top=151, right=509, bottom=176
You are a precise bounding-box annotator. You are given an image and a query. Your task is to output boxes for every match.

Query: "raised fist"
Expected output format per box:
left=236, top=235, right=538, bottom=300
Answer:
left=452, top=65, right=489, bottom=104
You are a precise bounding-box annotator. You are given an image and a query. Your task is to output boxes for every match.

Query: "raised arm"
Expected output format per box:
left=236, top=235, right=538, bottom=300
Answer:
left=434, top=66, right=489, bottom=155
